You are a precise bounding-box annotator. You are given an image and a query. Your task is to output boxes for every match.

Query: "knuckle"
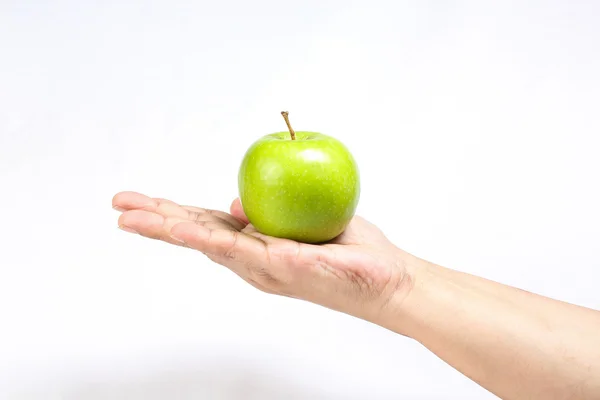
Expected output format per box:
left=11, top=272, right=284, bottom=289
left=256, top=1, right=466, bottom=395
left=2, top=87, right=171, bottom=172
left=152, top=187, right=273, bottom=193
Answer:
left=268, top=244, right=301, bottom=265
left=189, top=210, right=204, bottom=223
left=223, top=231, right=239, bottom=260
left=204, top=229, right=214, bottom=248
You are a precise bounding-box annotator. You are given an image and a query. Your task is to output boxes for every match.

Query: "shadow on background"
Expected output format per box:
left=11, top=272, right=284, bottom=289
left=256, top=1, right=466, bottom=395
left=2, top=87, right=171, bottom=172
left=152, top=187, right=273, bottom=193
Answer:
left=11, top=359, right=369, bottom=400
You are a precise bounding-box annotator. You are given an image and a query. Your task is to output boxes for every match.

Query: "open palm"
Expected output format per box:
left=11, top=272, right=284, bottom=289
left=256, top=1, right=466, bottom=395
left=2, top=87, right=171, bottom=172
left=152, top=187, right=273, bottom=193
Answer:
left=113, top=191, right=412, bottom=321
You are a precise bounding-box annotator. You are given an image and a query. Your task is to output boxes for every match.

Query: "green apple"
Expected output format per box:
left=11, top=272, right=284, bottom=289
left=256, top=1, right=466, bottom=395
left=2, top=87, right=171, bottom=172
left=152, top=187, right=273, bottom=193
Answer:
left=238, top=112, right=360, bottom=243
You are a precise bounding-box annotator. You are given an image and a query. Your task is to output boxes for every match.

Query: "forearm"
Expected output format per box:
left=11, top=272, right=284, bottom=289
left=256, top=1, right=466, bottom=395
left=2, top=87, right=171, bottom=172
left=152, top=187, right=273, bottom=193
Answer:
left=384, top=256, right=600, bottom=400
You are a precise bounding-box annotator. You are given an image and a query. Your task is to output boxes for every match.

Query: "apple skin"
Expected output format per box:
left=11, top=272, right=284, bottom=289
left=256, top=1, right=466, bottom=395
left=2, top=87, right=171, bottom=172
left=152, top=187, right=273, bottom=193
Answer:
left=238, top=131, right=360, bottom=244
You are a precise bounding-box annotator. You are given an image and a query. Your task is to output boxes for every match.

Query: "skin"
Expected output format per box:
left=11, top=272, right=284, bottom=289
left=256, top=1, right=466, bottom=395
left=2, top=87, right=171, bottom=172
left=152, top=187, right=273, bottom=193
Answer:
left=113, top=191, right=600, bottom=400
left=239, top=131, right=360, bottom=244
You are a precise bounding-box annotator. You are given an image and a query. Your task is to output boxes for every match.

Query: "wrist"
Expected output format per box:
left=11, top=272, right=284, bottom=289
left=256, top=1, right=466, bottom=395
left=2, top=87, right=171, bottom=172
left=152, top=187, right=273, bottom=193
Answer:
left=375, top=250, right=436, bottom=339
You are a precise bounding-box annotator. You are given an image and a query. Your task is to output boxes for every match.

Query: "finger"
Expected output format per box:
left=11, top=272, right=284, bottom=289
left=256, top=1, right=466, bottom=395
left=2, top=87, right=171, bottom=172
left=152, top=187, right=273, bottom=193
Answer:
left=182, top=205, right=246, bottom=231
left=170, top=222, right=266, bottom=261
left=169, top=221, right=288, bottom=289
left=230, top=198, right=250, bottom=225
left=239, top=221, right=302, bottom=247
left=243, top=226, right=294, bottom=246
left=111, top=192, right=186, bottom=219
left=112, top=191, right=246, bottom=230
left=171, top=222, right=305, bottom=291
left=153, top=200, right=246, bottom=230
left=118, top=210, right=234, bottom=246
left=118, top=210, right=185, bottom=245
left=112, top=191, right=156, bottom=212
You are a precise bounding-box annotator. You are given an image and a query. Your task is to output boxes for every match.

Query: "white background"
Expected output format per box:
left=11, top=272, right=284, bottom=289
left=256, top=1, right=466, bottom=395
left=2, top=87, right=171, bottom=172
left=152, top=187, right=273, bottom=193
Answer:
left=1, top=1, right=599, bottom=399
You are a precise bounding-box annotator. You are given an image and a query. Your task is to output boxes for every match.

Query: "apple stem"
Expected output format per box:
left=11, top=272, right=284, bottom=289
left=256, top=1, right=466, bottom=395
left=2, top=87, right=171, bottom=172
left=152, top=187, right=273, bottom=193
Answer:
left=281, top=111, right=296, bottom=140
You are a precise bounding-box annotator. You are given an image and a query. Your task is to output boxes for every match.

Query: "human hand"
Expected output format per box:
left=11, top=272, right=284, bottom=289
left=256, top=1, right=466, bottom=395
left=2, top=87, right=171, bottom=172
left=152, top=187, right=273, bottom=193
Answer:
left=112, top=191, right=417, bottom=324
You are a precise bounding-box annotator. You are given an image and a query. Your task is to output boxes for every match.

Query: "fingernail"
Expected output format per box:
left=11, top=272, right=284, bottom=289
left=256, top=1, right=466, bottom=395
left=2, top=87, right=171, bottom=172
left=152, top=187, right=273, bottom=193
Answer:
left=113, top=206, right=126, bottom=212
left=119, top=225, right=138, bottom=234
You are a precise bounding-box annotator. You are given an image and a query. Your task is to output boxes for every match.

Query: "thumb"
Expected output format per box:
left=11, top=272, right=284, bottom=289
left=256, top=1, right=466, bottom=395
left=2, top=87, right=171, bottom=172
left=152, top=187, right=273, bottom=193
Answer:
left=230, top=198, right=250, bottom=225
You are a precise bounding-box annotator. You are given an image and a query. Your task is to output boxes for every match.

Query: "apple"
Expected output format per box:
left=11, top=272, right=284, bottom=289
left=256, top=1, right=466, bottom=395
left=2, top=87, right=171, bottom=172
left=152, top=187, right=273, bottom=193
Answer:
left=238, top=112, right=360, bottom=243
